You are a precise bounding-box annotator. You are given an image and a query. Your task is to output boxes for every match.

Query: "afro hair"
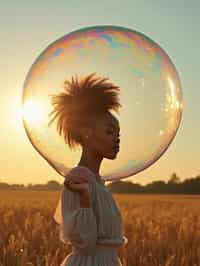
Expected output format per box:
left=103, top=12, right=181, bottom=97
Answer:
left=48, top=73, right=121, bottom=150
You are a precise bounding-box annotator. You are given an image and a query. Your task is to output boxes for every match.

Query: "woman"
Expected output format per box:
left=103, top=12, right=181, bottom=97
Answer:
left=48, top=73, right=128, bottom=266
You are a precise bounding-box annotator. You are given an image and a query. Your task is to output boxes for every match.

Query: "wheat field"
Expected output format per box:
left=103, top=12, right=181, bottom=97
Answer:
left=0, top=190, right=199, bottom=266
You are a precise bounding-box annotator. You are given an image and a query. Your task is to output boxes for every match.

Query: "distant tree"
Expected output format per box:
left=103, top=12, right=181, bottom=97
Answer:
left=107, top=181, right=143, bottom=193
left=46, top=180, right=61, bottom=190
left=145, top=180, right=167, bottom=193
left=32, top=184, right=46, bottom=190
left=27, top=183, right=33, bottom=190
left=0, top=182, right=10, bottom=189
left=180, top=176, right=200, bottom=194
left=11, top=184, right=25, bottom=190
left=168, top=172, right=180, bottom=184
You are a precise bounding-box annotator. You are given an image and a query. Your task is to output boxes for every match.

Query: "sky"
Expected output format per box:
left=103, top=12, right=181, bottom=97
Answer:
left=0, top=0, right=199, bottom=186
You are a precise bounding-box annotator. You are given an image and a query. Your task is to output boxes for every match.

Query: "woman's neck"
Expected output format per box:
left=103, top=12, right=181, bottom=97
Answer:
left=77, top=148, right=103, bottom=177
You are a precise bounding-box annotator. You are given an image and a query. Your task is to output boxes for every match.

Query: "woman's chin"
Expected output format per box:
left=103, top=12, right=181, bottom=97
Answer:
left=105, top=151, right=119, bottom=160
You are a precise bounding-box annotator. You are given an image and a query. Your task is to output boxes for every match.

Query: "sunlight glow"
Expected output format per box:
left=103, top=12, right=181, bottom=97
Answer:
left=22, top=100, right=44, bottom=124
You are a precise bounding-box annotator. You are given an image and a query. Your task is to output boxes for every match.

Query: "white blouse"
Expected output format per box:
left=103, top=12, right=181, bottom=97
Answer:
left=54, top=166, right=128, bottom=257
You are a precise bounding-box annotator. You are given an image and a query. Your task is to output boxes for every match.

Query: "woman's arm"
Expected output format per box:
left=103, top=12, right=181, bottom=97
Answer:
left=57, top=167, right=97, bottom=255
left=64, top=167, right=94, bottom=208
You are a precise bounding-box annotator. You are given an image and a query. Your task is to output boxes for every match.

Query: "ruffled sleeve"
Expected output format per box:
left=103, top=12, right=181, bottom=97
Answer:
left=54, top=166, right=97, bottom=255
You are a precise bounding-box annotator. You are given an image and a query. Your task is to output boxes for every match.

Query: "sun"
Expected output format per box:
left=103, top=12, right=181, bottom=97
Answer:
left=21, top=100, right=44, bottom=124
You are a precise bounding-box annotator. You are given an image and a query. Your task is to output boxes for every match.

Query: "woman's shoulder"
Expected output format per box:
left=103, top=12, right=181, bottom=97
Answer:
left=68, top=166, right=98, bottom=186
left=68, top=166, right=107, bottom=189
left=69, top=165, right=95, bottom=176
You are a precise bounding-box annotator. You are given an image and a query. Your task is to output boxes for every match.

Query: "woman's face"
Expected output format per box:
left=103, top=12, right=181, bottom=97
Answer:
left=88, top=112, right=120, bottom=160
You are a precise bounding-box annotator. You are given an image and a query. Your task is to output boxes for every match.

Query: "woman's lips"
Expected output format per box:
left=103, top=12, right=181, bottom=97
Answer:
left=113, top=145, right=120, bottom=151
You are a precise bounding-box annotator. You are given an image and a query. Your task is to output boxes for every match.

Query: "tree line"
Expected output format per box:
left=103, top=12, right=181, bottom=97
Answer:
left=107, top=173, right=200, bottom=194
left=0, top=173, right=200, bottom=194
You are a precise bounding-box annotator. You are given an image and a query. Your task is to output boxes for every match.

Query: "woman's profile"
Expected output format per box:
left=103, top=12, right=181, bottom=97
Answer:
left=48, top=73, right=128, bottom=266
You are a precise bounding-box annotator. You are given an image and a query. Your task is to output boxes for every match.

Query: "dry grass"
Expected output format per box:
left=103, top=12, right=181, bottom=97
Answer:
left=0, top=190, right=200, bottom=266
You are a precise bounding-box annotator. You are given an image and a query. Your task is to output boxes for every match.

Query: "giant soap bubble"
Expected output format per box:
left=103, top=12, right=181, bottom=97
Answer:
left=22, top=25, right=183, bottom=181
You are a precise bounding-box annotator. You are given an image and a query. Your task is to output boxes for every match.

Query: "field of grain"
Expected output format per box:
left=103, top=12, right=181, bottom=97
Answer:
left=0, top=190, right=200, bottom=266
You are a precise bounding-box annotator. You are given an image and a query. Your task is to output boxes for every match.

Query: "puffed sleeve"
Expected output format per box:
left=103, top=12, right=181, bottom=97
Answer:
left=54, top=166, right=97, bottom=255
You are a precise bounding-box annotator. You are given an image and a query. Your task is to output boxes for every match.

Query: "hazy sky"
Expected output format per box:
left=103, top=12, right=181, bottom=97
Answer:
left=0, top=0, right=199, bottom=185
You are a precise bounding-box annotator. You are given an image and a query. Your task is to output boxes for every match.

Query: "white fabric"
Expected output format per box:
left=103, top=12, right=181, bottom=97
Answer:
left=54, top=166, right=128, bottom=265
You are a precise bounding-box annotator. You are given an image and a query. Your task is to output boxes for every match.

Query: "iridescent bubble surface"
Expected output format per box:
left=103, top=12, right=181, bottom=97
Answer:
left=22, top=25, right=183, bottom=181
